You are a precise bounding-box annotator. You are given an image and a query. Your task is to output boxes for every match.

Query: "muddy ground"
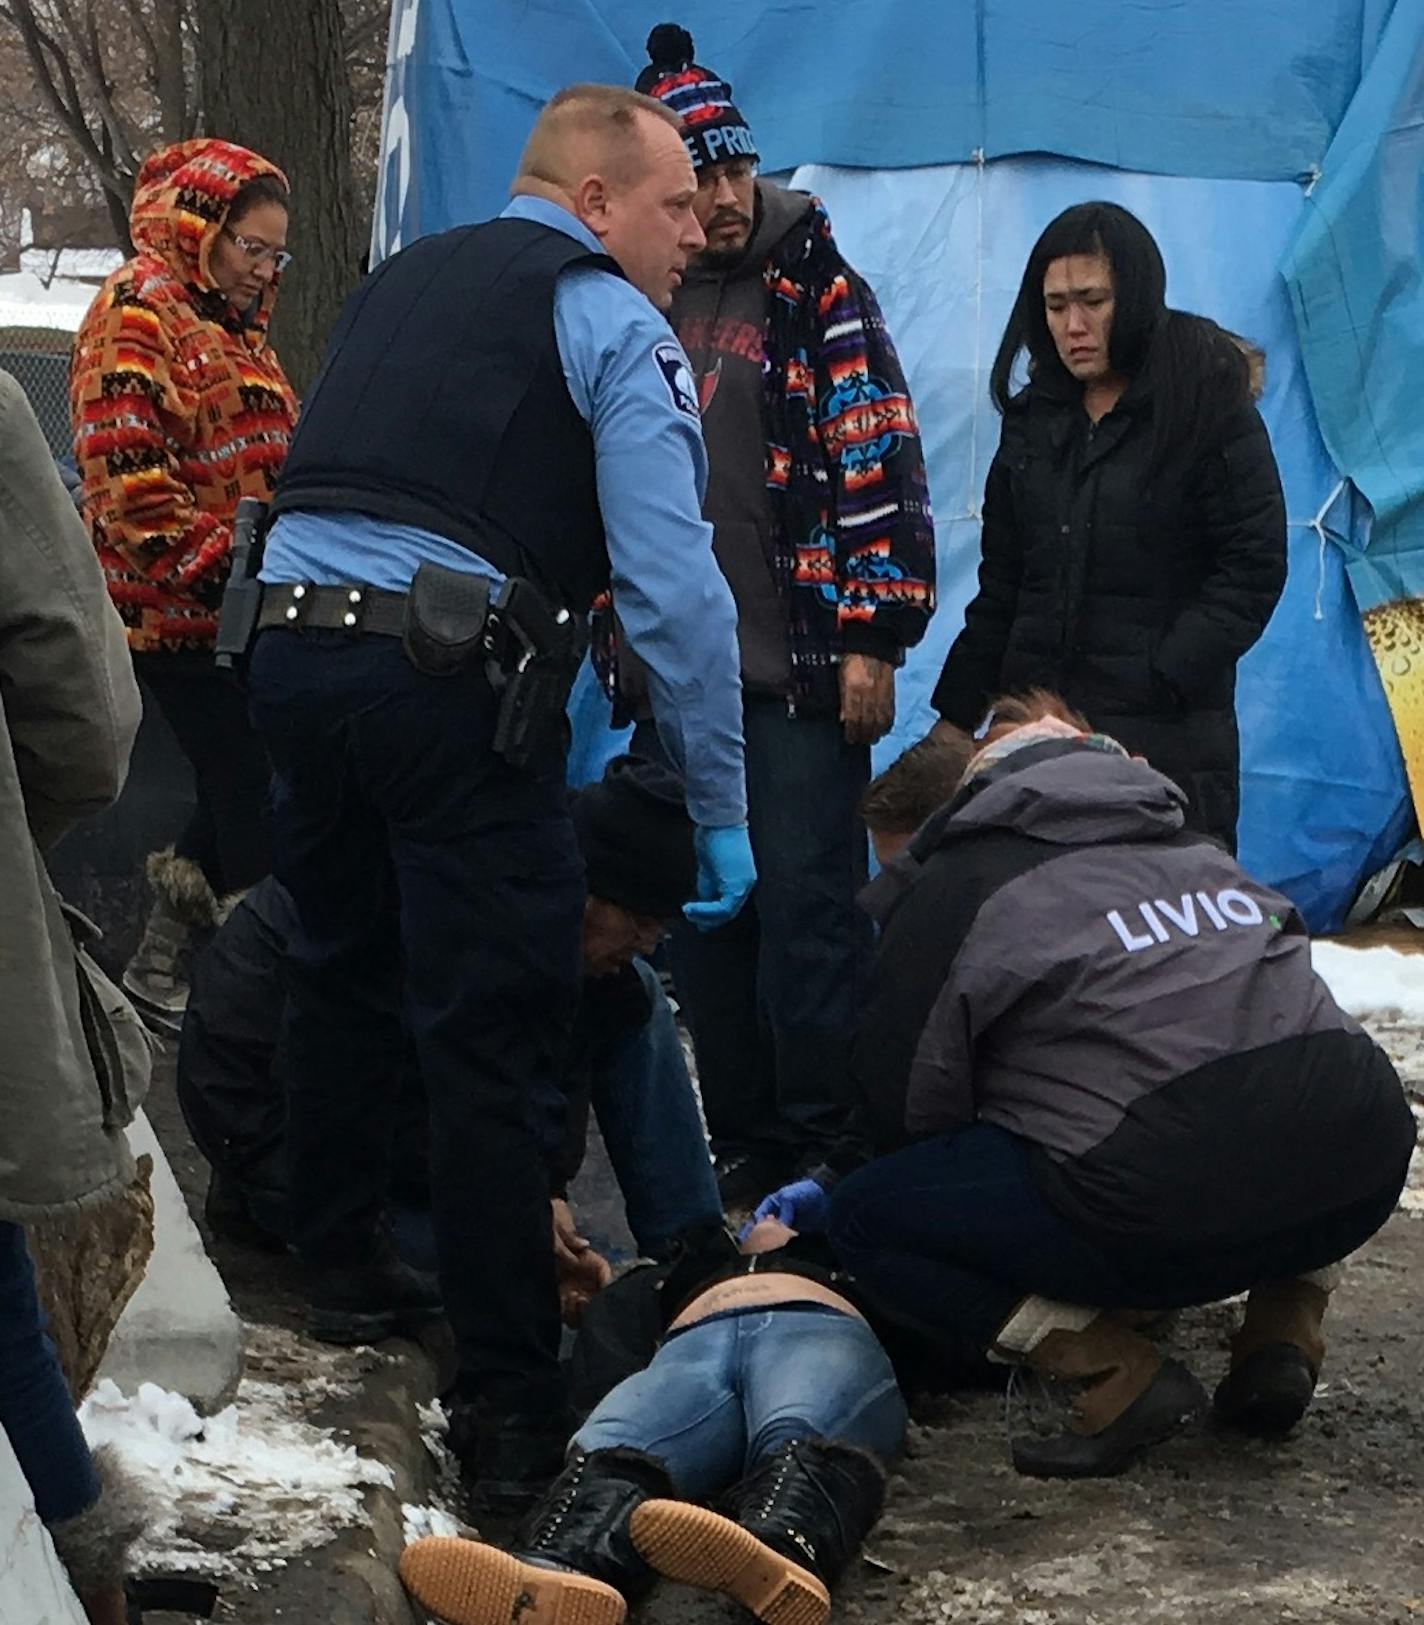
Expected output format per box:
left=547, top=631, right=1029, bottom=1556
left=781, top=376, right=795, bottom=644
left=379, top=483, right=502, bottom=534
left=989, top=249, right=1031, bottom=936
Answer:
left=138, top=1014, right=1424, bottom=1625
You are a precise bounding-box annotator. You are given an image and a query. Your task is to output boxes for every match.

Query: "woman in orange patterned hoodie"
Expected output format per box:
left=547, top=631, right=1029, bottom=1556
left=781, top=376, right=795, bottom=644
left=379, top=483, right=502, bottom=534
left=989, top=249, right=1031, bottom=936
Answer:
left=72, top=138, right=297, bottom=1022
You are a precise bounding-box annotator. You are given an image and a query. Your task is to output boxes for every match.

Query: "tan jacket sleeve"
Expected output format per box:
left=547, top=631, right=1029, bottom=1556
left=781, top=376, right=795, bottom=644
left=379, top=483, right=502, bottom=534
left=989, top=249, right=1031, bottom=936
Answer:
left=0, top=370, right=142, bottom=850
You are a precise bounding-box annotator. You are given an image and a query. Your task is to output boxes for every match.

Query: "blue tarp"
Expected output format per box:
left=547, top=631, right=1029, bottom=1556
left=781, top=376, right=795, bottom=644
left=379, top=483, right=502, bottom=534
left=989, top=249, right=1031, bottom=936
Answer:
left=1283, top=0, right=1424, bottom=609
left=373, top=0, right=1406, bottom=243
left=373, top=0, right=1422, bottom=929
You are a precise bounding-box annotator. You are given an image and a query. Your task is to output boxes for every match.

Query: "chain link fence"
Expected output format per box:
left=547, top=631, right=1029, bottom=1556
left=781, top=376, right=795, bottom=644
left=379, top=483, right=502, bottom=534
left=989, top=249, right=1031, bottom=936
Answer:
left=0, top=324, right=76, bottom=461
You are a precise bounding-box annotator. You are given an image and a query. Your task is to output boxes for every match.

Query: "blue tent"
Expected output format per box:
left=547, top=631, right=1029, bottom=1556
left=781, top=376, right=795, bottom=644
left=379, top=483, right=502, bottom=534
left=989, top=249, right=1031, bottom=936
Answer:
left=371, top=0, right=1424, bottom=929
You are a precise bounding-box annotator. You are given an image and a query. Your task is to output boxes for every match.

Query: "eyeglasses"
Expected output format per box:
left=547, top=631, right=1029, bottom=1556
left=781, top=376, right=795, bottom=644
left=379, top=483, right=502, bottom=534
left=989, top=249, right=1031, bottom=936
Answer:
left=697, top=158, right=757, bottom=188
left=223, top=227, right=292, bottom=273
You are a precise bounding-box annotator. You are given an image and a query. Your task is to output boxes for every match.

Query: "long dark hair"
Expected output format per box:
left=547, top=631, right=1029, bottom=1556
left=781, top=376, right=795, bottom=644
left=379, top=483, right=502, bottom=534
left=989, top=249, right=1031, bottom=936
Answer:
left=991, top=201, right=1252, bottom=475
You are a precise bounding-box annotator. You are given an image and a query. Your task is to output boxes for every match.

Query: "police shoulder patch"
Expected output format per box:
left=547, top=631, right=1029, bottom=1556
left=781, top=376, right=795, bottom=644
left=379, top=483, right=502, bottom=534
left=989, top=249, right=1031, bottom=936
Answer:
left=652, top=339, right=700, bottom=419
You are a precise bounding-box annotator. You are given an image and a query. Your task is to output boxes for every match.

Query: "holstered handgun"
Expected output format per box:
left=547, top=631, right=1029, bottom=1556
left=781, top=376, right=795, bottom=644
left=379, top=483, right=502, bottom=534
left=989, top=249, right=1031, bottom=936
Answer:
left=215, top=498, right=270, bottom=672
left=484, top=577, right=588, bottom=774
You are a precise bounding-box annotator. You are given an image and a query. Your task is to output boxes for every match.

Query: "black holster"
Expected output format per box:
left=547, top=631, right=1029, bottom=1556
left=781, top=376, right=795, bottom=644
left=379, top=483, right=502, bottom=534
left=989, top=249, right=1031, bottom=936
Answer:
left=214, top=497, right=270, bottom=673
left=484, top=576, right=588, bottom=775
left=400, top=563, right=584, bottom=775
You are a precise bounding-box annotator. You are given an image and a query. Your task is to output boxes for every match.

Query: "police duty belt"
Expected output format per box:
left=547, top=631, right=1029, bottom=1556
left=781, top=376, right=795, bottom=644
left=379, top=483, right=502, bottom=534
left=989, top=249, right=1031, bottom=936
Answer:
left=256, top=581, right=409, bottom=637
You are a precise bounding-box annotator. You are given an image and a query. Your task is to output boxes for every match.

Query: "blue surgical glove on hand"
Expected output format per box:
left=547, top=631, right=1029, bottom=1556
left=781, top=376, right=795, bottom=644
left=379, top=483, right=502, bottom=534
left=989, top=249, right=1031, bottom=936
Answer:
left=738, top=1178, right=830, bottom=1240
left=684, top=823, right=757, bottom=930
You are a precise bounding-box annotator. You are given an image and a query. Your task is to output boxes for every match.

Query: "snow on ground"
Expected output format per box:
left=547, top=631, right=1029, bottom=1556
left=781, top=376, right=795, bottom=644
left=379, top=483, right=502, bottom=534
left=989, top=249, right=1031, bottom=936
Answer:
left=404, top=1397, right=472, bottom=1547
left=1312, top=941, right=1424, bottom=1027
left=1312, top=941, right=1424, bottom=1211
left=79, top=1326, right=395, bottom=1578
left=401, top=1502, right=461, bottom=1543
left=0, top=271, right=93, bottom=331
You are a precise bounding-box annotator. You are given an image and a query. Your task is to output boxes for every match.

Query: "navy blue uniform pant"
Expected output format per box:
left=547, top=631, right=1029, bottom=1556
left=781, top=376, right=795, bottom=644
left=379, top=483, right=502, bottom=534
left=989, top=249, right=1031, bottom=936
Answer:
left=247, top=628, right=584, bottom=1415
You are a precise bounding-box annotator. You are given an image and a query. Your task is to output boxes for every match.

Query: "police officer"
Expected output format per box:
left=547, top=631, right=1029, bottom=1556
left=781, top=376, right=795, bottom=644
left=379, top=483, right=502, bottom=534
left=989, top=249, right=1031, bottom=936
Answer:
left=243, top=83, right=754, bottom=1507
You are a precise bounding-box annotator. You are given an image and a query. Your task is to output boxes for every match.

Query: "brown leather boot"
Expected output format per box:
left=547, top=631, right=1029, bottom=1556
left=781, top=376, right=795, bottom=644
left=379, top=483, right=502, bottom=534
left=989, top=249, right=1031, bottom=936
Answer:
left=1213, top=1278, right=1329, bottom=1437
left=1012, top=1315, right=1206, bottom=1478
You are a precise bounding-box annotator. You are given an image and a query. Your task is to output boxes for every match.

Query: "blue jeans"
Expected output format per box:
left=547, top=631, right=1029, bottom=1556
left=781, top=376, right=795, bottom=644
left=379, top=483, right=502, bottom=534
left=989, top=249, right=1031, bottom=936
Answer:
left=0, top=1223, right=99, bottom=1525
left=593, top=961, right=721, bottom=1257
left=572, top=1304, right=906, bottom=1496
left=829, top=1125, right=1388, bottom=1355
left=248, top=627, right=584, bottom=1414
left=637, top=698, right=871, bottom=1164
left=391, top=961, right=721, bottom=1269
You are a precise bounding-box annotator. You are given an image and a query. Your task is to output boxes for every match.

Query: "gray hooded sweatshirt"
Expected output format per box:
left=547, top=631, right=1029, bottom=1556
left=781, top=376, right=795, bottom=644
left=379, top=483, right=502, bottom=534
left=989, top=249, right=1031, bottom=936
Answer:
left=848, top=739, right=1415, bottom=1251
left=670, top=181, right=815, bottom=695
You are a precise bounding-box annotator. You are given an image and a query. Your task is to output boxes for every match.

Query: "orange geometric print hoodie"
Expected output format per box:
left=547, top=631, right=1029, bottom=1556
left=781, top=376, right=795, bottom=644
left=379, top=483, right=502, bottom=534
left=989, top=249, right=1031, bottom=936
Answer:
left=71, top=139, right=298, bottom=653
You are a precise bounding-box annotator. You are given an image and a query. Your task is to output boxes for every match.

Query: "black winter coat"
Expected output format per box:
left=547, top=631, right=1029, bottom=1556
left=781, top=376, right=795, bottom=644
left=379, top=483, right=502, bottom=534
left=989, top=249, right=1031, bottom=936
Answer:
left=932, top=376, right=1287, bottom=849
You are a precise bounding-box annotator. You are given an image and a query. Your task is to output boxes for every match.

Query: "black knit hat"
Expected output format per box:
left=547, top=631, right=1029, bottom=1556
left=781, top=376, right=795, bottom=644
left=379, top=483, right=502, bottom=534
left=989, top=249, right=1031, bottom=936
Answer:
left=572, top=754, right=697, bottom=918
left=635, top=23, right=758, bottom=172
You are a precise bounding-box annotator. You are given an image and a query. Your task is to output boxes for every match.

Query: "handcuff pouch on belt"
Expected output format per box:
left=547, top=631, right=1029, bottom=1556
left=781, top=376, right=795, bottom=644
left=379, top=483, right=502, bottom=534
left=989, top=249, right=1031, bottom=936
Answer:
left=401, top=561, right=492, bottom=677
left=402, top=562, right=587, bottom=773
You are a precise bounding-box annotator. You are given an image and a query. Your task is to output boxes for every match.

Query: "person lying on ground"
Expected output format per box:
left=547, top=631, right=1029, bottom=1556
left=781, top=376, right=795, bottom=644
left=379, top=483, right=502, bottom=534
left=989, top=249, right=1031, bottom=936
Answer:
left=399, top=1215, right=903, bottom=1625
left=176, top=754, right=723, bottom=1322
left=752, top=690, right=1416, bottom=1477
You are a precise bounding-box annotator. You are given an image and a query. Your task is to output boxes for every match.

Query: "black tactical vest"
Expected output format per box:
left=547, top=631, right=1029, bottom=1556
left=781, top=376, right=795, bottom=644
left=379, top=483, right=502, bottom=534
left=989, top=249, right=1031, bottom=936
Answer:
left=273, top=217, right=621, bottom=609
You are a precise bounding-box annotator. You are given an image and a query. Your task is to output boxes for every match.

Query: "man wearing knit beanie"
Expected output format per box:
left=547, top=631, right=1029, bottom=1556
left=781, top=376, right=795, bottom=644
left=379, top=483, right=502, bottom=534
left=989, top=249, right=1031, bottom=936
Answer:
left=622, top=25, right=937, bottom=1208
left=573, top=754, right=698, bottom=974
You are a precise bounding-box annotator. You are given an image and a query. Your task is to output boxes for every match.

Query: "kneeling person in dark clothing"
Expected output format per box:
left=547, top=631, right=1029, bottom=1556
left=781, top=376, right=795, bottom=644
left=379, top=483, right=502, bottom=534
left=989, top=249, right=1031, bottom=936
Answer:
left=758, top=692, right=1415, bottom=1476
left=399, top=1217, right=902, bottom=1625
left=177, top=756, right=721, bottom=1279
left=859, top=730, right=975, bottom=868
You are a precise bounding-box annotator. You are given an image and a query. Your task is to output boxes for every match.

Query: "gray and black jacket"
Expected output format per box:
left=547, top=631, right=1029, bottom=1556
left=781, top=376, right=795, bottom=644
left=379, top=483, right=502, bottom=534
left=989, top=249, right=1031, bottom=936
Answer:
left=834, top=739, right=1414, bottom=1250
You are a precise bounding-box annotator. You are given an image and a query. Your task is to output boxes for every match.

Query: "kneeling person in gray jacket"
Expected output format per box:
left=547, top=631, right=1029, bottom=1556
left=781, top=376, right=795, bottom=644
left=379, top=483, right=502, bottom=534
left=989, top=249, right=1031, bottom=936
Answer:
left=757, top=690, right=1415, bottom=1478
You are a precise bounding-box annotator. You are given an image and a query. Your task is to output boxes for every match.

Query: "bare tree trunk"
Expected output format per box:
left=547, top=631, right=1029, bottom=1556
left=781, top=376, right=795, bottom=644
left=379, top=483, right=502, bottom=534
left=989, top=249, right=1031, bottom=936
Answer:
left=195, top=0, right=362, bottom=393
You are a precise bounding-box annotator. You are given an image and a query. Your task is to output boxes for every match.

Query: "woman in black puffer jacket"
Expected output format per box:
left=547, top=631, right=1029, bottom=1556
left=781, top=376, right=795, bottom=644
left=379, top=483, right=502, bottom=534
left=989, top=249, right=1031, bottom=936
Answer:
left=933, top=202, right=1287, bottom=850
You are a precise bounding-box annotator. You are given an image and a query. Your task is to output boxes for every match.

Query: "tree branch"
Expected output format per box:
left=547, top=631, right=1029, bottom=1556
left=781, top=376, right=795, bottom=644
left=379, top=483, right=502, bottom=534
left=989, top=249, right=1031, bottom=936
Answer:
left=8, top=1, right=108, bottom=172
left=341, top=2, right=388, bottom=61
left=116, top=0, right=163, bottom=98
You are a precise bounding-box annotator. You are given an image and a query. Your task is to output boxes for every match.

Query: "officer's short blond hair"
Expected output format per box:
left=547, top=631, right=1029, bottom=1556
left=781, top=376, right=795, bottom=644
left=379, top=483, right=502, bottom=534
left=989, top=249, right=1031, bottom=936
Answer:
left=517, top=85, right=683, bottom=191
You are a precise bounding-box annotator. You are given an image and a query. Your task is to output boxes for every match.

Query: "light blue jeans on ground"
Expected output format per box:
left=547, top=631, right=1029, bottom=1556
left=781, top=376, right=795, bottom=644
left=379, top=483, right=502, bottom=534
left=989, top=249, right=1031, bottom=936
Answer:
left=571, top=1303, right=907, bottom=1496
left=592, top=960, right=721, bottom=1257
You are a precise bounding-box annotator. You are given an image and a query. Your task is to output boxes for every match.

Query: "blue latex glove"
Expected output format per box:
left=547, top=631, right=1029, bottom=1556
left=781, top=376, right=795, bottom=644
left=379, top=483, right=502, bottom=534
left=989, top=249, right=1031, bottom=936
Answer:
left=684, top=823, right=757, bottom=930
left=738, top=1179, right=830, bottom=1240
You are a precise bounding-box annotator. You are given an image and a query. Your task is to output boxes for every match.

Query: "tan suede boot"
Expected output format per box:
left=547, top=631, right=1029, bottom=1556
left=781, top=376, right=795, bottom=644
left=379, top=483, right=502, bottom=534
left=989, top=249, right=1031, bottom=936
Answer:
left=122, top=846, right=223, bottom=1028
left=1012, top=1314, right=1206, bottom=1478
left=1213, top=1277, right=1330, bottom=1436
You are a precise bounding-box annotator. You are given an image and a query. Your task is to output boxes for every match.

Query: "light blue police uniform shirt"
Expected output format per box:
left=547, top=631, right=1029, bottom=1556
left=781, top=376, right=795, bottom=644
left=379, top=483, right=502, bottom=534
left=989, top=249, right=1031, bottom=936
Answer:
left=261, top=196, right=745, bottom=827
